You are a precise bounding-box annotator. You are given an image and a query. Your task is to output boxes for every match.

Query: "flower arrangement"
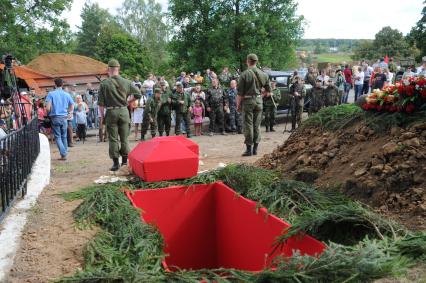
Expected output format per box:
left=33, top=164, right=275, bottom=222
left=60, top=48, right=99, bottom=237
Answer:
left=362, top=76, right=426, bottom=113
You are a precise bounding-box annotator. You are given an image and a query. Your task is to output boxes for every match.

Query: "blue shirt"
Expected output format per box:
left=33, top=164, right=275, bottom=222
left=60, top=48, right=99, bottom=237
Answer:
left=45, top=88, right=74, bottom=117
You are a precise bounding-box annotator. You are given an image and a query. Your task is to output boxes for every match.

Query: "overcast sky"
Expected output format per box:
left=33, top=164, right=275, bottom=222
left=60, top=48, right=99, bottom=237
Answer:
left=64, top=0, right=424, bottom=39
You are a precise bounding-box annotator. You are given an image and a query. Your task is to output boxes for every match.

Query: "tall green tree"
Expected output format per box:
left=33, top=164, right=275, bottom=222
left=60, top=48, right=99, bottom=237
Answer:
left=352, top=27, right=419, bottom=60
left=0, top=0, right=73, bottom=63
left=169, top=0, right=304, bottom=72
left=408, top=1, right=426, bottom=60
left=116, top=0, right=170, bottom=72
left=75, top=1, right=113, bottom=57
left=94, top=24, right=153, bottom=78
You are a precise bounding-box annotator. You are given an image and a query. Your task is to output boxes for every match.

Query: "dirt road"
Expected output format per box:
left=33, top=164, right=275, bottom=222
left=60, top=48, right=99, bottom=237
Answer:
left=7, top=124, right=290, bottom=282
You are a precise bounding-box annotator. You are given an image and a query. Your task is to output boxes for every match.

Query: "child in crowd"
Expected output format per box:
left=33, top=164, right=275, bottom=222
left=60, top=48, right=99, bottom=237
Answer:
left=192, top=99, right=203, bottom=136
left=75, top=102, right=87, bottom=143
left=37, top=101, right=53, bottom=143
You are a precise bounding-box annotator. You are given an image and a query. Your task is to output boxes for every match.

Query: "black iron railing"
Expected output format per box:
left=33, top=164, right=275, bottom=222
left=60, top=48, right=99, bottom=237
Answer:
left=0, top=118, right=40, bottom=222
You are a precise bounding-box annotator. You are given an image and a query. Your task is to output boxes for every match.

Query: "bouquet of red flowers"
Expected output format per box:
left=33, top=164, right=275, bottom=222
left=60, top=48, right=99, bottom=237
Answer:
left=362, top=76, right=426, bottom=113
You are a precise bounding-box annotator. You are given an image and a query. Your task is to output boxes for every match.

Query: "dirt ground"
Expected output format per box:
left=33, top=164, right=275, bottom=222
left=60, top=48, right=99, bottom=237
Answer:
left=7, top=124, right=290, bottom=283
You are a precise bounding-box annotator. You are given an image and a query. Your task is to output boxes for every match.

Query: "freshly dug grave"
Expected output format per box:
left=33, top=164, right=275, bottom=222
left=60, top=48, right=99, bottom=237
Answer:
left=257, top=105, right=426, bottom=230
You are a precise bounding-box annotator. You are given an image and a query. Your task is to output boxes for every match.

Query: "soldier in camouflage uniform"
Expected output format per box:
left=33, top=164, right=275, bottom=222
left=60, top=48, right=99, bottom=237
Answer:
left=157, top=81, right=172, bottom=136
left=219, top=67, right=232, bottom=87
left=289, top=76, right=306, bottom=131
left=309, top=79, right=325, bottom=114
left=141, top=88, right=162, bottom=140
left=206, top=78, right=226, bottom=136
left=263, top=79, right=281, bottom=132
left=237, top=53, right=271, bottom=156
left=324, top=78, right=339, bottom=107
left=224, top=80, right=242, bottom=134
left=98, top=59, right=141, bottom=171
left=305, top=66, right=317, bottom=87
left=171, top=82, right=192, bottom=137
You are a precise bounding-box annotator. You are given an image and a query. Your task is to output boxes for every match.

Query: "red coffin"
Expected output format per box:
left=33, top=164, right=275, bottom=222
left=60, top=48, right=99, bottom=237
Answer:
left=152, top=136, right=199, bottom=155
left=127, top=182, right=326, bottom=272
left=128, top=140, right=198, bottom=182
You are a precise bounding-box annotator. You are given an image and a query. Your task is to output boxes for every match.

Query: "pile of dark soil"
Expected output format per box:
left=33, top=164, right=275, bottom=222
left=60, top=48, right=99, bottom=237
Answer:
left=257, top=106, right=426, bottom=230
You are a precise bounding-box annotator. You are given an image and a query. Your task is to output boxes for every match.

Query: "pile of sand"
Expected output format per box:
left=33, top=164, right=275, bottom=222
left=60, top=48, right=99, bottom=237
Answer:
left=27, top=53, right=107, bottom=75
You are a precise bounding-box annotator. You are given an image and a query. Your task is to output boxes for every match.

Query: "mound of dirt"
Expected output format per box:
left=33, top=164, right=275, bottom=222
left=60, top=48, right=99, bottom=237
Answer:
left=257, top=121, right=426, bottom=230
left=27, top=53, right=107, bottom=75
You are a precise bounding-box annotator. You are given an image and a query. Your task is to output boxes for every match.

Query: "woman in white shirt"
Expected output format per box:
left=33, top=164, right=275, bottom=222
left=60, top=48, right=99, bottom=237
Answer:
left=132, top=93, right=147, bottom=140
left=384, top=68, right=393, bottom=85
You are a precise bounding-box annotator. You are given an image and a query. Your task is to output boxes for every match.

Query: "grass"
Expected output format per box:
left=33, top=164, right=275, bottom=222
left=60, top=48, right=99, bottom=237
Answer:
left=314, top=53, right=353, bottom=64
left=58, top=165, right=426, bottom=283
left=302, top=104, right=426, bottom=134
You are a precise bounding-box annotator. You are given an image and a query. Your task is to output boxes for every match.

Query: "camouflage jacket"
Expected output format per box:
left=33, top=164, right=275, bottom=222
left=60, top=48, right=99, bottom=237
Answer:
left=206, top=87, right=225, bottom=108
left=144, top=97, right=161, bottom=120
left=263, top=88, right=281, bottom=107
left=171, top=90, right=192, bottom=113
left=158, top=90, right=172, bottom=114
left=324, top=85, right=339, bottom=107
left=290, top=83, right=306, bottom=106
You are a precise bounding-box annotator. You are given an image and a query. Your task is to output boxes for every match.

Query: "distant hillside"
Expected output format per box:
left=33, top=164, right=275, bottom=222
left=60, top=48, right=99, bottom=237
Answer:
left=298, top=39, right=369, bottom=53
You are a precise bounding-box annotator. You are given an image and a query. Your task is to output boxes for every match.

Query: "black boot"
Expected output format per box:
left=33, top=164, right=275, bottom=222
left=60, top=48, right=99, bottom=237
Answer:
left=121, top=156, right=127, bottom=167
left=242, top=145, right=252, bottom=156
left=166, top=131, right=170, bottom=136
left=253, top=143, right=259, bottom=155
left=266, top=126, right=270, bottom=132
left=141, top=134, right=145, bottom=141
left=187, top=132, right=191, bottom=138
left=152, top=133, right=156, bottom=138
left=270, top=126, right=275, bottom=132
left=159, top=132, right=163, bottom=137
left=110, top=158, right=119, bottom=171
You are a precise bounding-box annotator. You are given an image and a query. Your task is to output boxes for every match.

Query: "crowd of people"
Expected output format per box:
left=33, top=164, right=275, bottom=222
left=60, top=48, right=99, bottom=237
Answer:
left=28, top=55, right=426, bottom=165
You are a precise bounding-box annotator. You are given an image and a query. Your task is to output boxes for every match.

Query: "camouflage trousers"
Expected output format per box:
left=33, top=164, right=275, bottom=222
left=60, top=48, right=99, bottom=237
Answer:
left=291, top=104, right=304, bottom=130
left=263, top=105, right=276, bottom=129
left=157, top=112, right=171, bottom=136
left=208, top=106, right=224, bottom=133
left=141, top=113, right=157, bottom=138
left=225, top=106, right=242, bottom=132
left=242, top=96, right=263, bottom=145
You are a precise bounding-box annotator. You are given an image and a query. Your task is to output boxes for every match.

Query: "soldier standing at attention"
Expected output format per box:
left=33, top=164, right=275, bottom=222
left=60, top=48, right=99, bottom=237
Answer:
left=263, top=79, right=281, bottom=132
left=206, top=78, right=226, bottom=136
left=305, top=66, right=317, bottom=87
left=237, top=53, right=271, bottom=157
left=157, top=81, right=172, bottom=136
left=98, top=59, right=141, bottom=171
left=171, top=82, right=192, bottom=137
left=141, top=88, right=162, bottom=140
left=289, top=76, right=306, bottom=131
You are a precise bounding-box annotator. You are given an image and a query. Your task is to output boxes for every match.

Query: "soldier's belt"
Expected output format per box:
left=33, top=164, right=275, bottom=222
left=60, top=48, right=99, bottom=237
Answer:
left=106, top=106, right=127, bottom=110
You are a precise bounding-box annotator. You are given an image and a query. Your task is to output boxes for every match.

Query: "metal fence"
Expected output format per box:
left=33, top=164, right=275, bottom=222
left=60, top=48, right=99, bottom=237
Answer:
left=0, top=118, right=40, bottom=222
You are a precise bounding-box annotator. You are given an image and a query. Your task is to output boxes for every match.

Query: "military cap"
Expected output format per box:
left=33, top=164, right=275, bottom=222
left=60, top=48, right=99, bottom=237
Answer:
left=154, top=88, right=161, bottom=93
left=160, top=81, right=167, bottom=86
left=175, top=82, right=183, bottom=87
left=247, top=53, right=258, bottom=61
left=108, top=59, right=120, bottom=68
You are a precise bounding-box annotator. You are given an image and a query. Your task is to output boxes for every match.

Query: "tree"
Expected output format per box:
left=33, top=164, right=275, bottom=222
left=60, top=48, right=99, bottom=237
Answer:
left=94, top=24, right=153, bottom=78
left=116, top=0, right=170, bottom=72
left=168, top=0, right=304, bottom=72
left=75, top=1, right=113, bottom=57
left=0, top=0, right=73, bottom=63
left=408, top=1, right=426, bottom=60
left=352, top=27, right=418, bottom=61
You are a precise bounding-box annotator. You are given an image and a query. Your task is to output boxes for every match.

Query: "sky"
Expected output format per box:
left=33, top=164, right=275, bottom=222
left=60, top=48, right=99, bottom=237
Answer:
left=63, top=0, right=424, bottom=39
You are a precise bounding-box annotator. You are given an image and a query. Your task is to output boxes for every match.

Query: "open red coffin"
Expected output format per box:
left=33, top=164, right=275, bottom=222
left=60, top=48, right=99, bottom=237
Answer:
left=128, top=139, right=198, bottom=182
left=152, top=136, right=199, bottom=155
left=126, top=182, right=326, bottom=272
